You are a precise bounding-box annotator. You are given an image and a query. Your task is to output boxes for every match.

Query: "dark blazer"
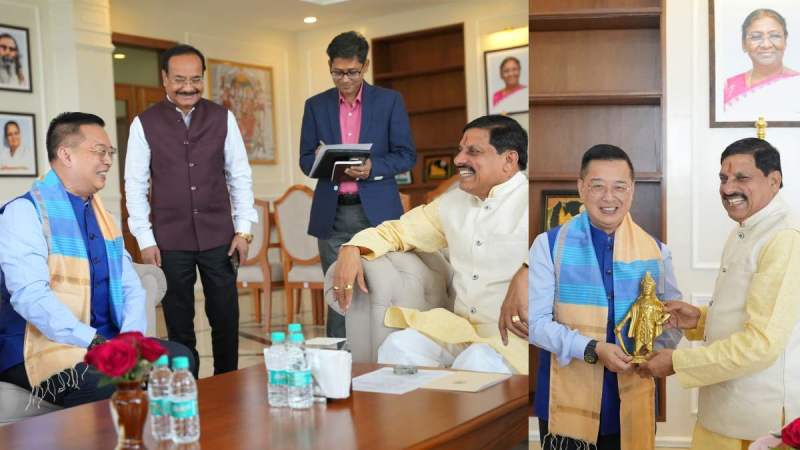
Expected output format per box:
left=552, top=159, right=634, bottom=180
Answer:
left=299, top=82, right=416, bottom=239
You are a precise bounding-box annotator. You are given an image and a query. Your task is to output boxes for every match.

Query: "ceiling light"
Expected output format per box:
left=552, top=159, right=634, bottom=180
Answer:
left=304, top=16, right=318, bottom=24
left=301, top=0, right=349, bottom=5
left=113, top=53, right=126, bottom=60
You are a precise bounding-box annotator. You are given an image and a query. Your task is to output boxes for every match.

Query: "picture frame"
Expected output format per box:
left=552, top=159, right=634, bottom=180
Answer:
left=0, top=24, right=33, bottom=93
left=0, top=111, right=38, bottom=177
left=424, top=156, right=453, bottom=181
left=208, top=59, right=277, bottom=163
left=542, top=190, right=582, bottom=231
left=710, top=1, right=800, bottom=127
left=395, top=170, right=412, bottom=185
left=484, top=45, right=528, bottom=116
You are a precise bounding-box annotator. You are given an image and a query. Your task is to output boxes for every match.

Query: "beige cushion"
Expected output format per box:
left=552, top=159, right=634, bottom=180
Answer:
left=274, top=190, right=318, bottom=261
left=133, top=263, right=167, bottom=337
left=324, top=251, right=454, bottom=363
left=288, top=264, right=324, bottom=283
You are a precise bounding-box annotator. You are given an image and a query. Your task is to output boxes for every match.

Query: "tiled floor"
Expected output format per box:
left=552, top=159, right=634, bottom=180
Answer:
left=153, top=287, right=326, bottom=379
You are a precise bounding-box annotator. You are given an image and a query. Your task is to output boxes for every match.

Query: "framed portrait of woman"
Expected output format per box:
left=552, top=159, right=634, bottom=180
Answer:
left=0, top=112, right=37, bottom=177
left=484, top=45, right=528, bottom=116
left=710, top=1, right=800, bottom=127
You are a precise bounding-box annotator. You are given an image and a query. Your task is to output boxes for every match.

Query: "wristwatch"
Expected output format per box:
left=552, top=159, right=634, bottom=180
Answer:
left=88, top=333, right=107, bottom=350
left=235, top=232, right=254, bottom=244
left=584, top=340, right=599, bottom=364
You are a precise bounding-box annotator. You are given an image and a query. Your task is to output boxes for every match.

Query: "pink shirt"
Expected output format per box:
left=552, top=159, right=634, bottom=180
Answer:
left=337, top=84, right=363, bottom=195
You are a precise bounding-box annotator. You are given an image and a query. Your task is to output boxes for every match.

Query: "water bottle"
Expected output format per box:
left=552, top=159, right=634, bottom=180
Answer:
left=288, top=323, right=302, bottom=335
left=147, top=355, right=172, bottom=441
left=286, top=333, right=312, bottom=409
left=266, top=331, right=288, bottom=407
left=170, top=356, right=200, bottom=443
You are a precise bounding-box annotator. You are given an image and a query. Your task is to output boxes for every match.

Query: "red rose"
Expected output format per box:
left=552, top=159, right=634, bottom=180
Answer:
left=84, top=340, right=138, bottom=378
left=116, top=331, right=145, bottom=347
left=138, top=337, right=166, bottom=362
left=783, top=417, right=800, bottom=449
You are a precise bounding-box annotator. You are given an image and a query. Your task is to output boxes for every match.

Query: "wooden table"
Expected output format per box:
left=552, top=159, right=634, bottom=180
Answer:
left=0, top=364, right=529, bottom=449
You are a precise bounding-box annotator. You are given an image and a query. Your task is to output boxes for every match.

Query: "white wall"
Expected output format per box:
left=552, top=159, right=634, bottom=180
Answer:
left=661, top=0, right=800, bottom=446
left=0, top=0, right=118, bottom=213
left=290, top=0, right=528, bottom=185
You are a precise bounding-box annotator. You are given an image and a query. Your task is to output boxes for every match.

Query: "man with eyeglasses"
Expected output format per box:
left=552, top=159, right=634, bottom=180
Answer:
left=531, top=144, right=682, bottom=450
left=300, top=31, right=415, bottom=338
left=125, top=44, right=256, bottom=377
left=0, top=33, right=25, bottom=87
left=0, top=112, right=194, bottom=408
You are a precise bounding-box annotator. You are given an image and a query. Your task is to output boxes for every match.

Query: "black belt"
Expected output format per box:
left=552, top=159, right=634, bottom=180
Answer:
left=338, top=194, right=361, bottom=205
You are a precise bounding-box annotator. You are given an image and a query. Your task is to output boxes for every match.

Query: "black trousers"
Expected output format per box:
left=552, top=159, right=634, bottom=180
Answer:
left=0, top=340, right=194, bottom=408
left=539, top=419, right=621, bottom=450
left=317, top=203, right=371, bottom=338
left=160, top=244, right=239, bottom=377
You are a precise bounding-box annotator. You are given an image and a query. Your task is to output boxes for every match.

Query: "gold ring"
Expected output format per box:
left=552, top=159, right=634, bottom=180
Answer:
left=333, top=286, right=341, bottom=291
left=511, top=315, right=521, bottom=323
left=345, top=284, right=353, bottom=290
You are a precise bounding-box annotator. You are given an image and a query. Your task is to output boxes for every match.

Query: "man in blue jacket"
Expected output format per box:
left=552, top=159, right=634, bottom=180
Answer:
left=300, top=31, right=416, bottom=338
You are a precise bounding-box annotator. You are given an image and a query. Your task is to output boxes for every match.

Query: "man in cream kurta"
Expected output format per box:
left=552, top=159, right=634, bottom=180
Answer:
left=331, top=115, right=529, bottom=374
left=638, top=138, right=800, bottom=450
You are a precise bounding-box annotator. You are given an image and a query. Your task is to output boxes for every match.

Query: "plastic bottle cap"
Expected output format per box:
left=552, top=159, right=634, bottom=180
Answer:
left=172, top=356, right=190, bottom=370
left=290, top=333, right=305, bottom=343
left=288, top=323, right=302, bottom=333
left=271, top=331, right=286, bottom=343
left=154, top=355, right=169, bottom=367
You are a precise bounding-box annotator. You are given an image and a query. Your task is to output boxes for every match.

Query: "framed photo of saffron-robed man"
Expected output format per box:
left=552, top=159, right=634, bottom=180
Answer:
left=484, top=45, right=528, bottom=116
left=710, top=0, right=800, bottom=126
left=0, top=112, right=37, bottom=177
left=208, top=59, right=277, bottom=163
left=0, top=24, right=32, bottom=93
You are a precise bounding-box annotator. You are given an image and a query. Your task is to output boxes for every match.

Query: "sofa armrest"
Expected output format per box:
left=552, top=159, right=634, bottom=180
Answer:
left=133, top=263, right=167, bottom=337
left=324, top=251, right=454, bottom=363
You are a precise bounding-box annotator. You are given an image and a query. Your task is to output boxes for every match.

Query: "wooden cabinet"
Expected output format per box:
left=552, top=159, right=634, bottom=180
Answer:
left=530, top=0, right=667, bottom=422
left=371, top=24, right=467, bottom=207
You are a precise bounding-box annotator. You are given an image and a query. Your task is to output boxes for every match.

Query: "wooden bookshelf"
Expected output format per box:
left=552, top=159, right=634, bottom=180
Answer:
left=530, top=0, right=667, bottom=422
left=372, top=24, right=467, bottom=207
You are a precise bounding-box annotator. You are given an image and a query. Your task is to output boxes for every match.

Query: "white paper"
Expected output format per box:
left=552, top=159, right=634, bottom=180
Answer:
left=307, top=348, right=352, bottom=399
left=352, top=367, right=450, bottom=395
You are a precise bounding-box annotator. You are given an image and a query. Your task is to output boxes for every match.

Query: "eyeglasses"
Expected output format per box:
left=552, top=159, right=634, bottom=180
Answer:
left=746, top=32, right=785, bottom=46
left=0, top=44, right=18, bottom=52
left=169, top=76, right=204, bottom=86
left=86, top=145, right=118, bottom=159
left=330, top=69, right=363, bottom=80
left=585, top=182, right=632, bottom=198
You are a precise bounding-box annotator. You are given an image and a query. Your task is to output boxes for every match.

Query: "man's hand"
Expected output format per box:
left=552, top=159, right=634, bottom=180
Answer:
left=596, top=342, right=633, bottom=373
left=498, top=265, right=528, bottom=345
left=636, top=349, right=675, bottom=378
left=228, top=234, right=250, bottom=261
left=344, top=158, right=372, bottom=181
left=663, top=301, right=701, bottom=330
left=332, top=246, right=368, bottom=312
left=141, top=246, right=161, bottom=267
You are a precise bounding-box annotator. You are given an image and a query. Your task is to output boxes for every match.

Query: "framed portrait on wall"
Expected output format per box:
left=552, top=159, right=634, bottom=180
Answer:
left=0, top=24, right=32, bottom=93
left=710, top=1, right=800, bottom=127
left=208, top=59, right=277, bottom=163
left=0, top=112, right=37, bottom=177
left=543, top=191, right=582, bottom=231
left=424, top=156, right=453, bottom=181
left=484, top=45, right=528, bottom=116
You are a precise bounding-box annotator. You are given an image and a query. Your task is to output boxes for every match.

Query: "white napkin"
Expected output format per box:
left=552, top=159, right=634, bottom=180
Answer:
left=306, top=348, right=352, bottom=399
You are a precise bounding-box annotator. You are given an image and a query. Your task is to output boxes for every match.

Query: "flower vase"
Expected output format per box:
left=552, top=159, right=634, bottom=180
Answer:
left=110, top=380, right=148, bottom=449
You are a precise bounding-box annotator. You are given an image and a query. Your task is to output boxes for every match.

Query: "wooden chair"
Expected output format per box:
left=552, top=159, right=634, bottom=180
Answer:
left=425, top=175, right=460, bottom=203
left=399, top=192, right=411, bottom=212
left=272, top=185, right=325, bottom=326
left=236, top=199, right=282, bottom=325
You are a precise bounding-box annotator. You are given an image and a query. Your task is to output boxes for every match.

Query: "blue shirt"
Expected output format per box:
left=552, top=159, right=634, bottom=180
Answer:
left=0, top=194, right=146, bottom=373
left=530, top=223, right=682, bottom=435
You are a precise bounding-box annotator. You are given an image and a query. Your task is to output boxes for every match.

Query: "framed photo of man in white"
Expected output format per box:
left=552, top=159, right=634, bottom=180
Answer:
left=0, top=24, right=32, bottom=93
left=484, top=45, right=528, bottom=116
left=0, top=112, right=37, bottom=177
left=710, top=1, right=800, bottom=127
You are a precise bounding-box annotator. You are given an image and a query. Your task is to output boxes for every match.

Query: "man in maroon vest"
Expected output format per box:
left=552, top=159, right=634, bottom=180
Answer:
left=124, top=45, right=257, bottom=376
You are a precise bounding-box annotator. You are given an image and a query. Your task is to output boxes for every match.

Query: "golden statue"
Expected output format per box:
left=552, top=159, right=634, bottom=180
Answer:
left=614, top=272, right=670, bottom=363
left=756, top=116, right=767, bottom=140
